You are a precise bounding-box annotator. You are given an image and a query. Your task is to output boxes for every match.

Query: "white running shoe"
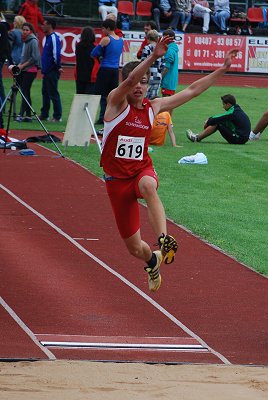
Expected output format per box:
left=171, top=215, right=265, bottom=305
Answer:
left=186, top=129, right=198, bottom=142
left=249, top=132, right=260, bottom=141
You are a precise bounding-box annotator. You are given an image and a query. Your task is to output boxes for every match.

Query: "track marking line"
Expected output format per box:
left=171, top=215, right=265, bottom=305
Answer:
left=0, top=184, right=231, bottom=365
left=0, top=297, right=56, bottom=360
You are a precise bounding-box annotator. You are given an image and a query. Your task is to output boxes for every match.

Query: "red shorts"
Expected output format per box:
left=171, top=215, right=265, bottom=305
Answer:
left=161, top=88, right=175, bottom=96
left=105, top=169, right=158, bottom=239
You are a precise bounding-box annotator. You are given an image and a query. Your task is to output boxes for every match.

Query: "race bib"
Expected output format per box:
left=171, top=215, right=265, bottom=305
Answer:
left=115, top=135, right=145, bottom=161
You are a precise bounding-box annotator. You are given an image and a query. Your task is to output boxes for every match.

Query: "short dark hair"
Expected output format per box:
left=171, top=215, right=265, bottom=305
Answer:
left=102, top=19, right=116, bottom=31
left=22, top=22, right=36, bottom=35
left=221, top=94, right=236, bottom=105
left=162, top=29, right=175, bottom=39
left=145, top=20, right=157, bottom=30
left=45, top=17, right=56, bottom=30
left=121, top=61, right=150, bottom=81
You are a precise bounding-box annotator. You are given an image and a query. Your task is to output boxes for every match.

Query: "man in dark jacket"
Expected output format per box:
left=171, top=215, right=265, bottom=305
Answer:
left=0, top=17, right=11, bottom=127
left=152, top=0, right=180, bottom=31
left=186, top=94, right=251, bottom=144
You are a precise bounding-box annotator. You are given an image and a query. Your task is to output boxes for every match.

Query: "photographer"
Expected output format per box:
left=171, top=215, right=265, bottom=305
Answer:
left=15, top=22, right=41, bottom=122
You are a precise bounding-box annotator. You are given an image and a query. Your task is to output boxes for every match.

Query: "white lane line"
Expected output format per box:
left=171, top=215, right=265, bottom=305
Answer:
left=0, top=297, right=56, bottom=360
left=0, top=184, right=231, bottom=365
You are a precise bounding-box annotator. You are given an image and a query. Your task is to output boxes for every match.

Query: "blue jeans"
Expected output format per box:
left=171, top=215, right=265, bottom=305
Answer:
left=153, top=8, right=180, bottom=31
left=40, top=69, right=62, bottom=120
left=211, top=10, right=230, bottom=32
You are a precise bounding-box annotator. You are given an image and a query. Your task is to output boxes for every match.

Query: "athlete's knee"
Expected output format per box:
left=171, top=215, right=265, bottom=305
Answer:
left=139, top=179, right=157, bottom=199
left=126, top=242, right=143, bottom=258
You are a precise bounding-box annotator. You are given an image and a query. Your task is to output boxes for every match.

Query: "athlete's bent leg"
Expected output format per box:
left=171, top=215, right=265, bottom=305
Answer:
left=124, top=230, right=152, bottom=262
left=138, top=175, right=167, bottom=237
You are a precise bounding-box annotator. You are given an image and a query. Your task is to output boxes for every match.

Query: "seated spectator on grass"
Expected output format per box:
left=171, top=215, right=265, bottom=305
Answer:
left=137, top=20, right=157, bottom=60
left=186, top=94, right=251, bottom=144
left=191, top=0, right=211, bottom=34
left=150, top=111, right=179, bottom=146
left=211, top=0, right=230, bottom=35
left=98, top=0, right=118, bottom=21
left=177, top=0, right=192, bottom=32
left=141, top=29, right=165, bottom=100
left=152, top=0, right=180, bottom=31
left=249, top=109, right=268, bottom=141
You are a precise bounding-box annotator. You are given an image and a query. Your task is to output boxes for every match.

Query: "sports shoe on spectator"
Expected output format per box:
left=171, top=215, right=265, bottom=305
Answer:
left=144, top=250, right=162, bottom=292
left=38, top=115, right=49, bottom=121
left=158, top=233, right=178, bottom=264
left=186, top=129, right=198, bottom=142
left=21, top=117, right=32, bottom=122
left=51, top=118, right=62, bottom=122
left=249, top=131, right=260, bottom=141
left=15, top=115, right=22, bottom=122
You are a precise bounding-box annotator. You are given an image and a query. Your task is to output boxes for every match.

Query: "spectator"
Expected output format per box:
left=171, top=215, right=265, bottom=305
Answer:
left=15, top=22, right=41, bottom=122
left=177, top=0, right=192, bottom=32
left=186, top=94, right=251, bottom=144
left=91, top=18, right=124, bottom=125
left=98, top=0, right=118, bottom=20
left=8, top=15, right=26, bottom=65
left=141, top=30, right=165, bottom=100
left=150, top=111, right=179, bottom=146
left=18, top=0, right=44, bottom=34
left=2, top=1, right=16, bottom=11
left=152, top=0, right=180, bottom=31
left=211, top=0, right=230, bottom=35
left=0, top=14, right=11, bottom=114
left=75, top=26, right=96, bottom=95
left=105, top=12, right=123, bottom=37
left=137, top=20, right=157, bottom=60
left=160, top=29, right=178, bottom=109
left=39, top=18, right=63, bottom=122
left=249, top=109, right=268, bottom=140
left=192, top=0, right=211, bottom=34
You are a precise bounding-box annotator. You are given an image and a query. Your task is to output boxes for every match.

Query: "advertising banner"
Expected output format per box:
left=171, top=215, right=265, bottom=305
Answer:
left=40, top=27, right=267, bottom=74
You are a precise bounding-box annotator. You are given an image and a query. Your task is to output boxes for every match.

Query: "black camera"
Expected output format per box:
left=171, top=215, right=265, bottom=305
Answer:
left=8, top=65, right=21, bottom=77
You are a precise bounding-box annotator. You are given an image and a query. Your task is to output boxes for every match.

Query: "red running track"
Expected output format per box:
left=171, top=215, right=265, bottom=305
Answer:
left=0, top=133, right=267, bottom=365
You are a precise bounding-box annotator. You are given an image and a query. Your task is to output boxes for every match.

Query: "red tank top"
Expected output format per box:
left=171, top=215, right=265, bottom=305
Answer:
left=100, top=101, right=155, bottom=179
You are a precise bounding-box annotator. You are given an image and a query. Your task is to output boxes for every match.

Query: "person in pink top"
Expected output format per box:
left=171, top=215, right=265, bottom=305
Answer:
left=192, top=0, right=211, bottom=33
left=100, top=35, right=238, bottom=292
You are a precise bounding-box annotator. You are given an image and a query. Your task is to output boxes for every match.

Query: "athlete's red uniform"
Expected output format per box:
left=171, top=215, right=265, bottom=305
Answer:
left=101, top=101, right=158, bottom=238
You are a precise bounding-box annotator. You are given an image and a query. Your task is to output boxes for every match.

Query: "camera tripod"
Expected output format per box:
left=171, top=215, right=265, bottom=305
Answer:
left=0, top=77, right=64, bottom=157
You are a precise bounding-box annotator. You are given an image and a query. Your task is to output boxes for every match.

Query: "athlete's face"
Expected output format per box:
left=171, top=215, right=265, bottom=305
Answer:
left=128, top=75, right=148, bottom=101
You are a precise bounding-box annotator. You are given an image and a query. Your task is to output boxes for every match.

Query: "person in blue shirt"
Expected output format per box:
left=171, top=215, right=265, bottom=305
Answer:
left=39, top=17, right=62, bottom=122
left=98, top=0, right=118, bottom=21
left=91, top=18, right=123, bottom=125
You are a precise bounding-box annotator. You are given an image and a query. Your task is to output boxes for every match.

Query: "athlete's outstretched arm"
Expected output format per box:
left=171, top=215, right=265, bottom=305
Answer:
left=153, top=49, right=239, bottom=115
left=107, top=36, right=173, bottom=109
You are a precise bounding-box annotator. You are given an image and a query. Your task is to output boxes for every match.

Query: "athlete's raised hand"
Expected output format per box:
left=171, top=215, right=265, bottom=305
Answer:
left=153, top=35, right=174, bottom=59
left=223, top=49, right=239, bottom=69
